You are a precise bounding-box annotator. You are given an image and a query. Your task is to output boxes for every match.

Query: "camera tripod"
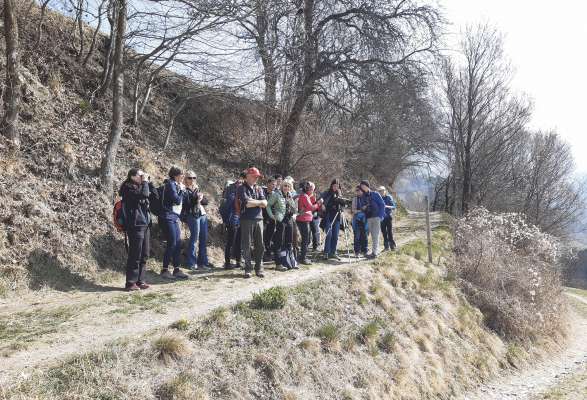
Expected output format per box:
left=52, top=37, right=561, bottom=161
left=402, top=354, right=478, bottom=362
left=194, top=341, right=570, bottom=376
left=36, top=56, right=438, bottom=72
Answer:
left=322, top=209, right=355, bottom=264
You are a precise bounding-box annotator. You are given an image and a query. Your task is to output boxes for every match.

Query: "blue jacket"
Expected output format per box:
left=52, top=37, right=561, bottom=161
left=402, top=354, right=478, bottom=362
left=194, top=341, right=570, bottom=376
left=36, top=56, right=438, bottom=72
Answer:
left=382, top=194, right=397, bottom=218
left=220, top=183, right=240, bottom=226
left=365, top=190, right=385, bottom=220
left=160, top=180, right=184, bottom=221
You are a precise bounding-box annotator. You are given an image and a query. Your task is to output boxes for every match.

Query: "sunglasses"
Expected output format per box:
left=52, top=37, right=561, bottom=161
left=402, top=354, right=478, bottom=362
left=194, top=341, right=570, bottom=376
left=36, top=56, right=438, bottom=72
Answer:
left=186, top=177, right=197, bottom=180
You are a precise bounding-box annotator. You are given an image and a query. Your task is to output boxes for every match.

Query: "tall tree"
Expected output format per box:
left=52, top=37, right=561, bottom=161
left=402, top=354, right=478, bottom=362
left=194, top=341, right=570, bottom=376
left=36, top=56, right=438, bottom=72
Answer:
left=2, top=0, right=22, bottom=149
left=277, top=0, right=441, bottom=174
left=100, top=0, right=126, bottom=199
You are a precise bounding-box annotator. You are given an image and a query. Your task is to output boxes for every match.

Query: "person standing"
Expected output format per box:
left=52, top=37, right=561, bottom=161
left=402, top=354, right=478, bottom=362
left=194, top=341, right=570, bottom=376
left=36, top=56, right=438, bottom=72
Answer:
left=378, top=186, right=397, bottom=251
left=219, top=174, right=245, bottom=269
left=351, top=185, right=368, bottom=257
left=321, top=179, right=344, bottom=261
left=263, top=178, right=277, bottom=262
left=310, top=186, right=321, bottom=252
left=359, top=180, right=385, bottom=259
left=238, top=167, right=267, bottom=278
left=119, top=168, right=152, bottom=291
left=296, top=182, right=323, bottom=265
left=267, top=179, right=297, bottom=270
left=160, top=167, right=188, bottom=279
left=182, top=171, right=214, bottom=270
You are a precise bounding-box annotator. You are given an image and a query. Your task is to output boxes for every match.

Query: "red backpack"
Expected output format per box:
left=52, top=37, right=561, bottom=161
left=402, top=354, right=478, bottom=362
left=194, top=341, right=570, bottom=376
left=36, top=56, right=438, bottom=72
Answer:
left=112, top=199, right=126, bottom=233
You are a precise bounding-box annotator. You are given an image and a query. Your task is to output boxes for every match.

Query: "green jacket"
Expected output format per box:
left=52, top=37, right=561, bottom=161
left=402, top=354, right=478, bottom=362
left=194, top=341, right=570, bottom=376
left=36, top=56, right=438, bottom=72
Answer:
left=267, top=190, right=286, bottom=222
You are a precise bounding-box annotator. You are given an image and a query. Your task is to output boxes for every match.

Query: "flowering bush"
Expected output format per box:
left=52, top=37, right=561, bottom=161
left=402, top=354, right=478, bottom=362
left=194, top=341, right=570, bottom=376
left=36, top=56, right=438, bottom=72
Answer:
left=451, top=208, right=566, bottom=340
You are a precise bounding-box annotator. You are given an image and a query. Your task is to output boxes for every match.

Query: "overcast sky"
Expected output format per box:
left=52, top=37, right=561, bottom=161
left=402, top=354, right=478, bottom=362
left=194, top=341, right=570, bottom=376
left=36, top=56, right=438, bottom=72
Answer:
left=442, top=0, right=587, bottom=174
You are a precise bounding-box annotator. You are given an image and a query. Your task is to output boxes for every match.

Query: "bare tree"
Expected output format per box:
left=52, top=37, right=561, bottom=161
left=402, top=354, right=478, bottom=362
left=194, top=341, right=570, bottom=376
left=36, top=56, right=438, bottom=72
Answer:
left=277, top=0, right=441, bottom=174
left=100, top=0, right=126, bottom=199
left=440, top=24, right=531, bottom=214
left=2, top=0, right=23, bottom=149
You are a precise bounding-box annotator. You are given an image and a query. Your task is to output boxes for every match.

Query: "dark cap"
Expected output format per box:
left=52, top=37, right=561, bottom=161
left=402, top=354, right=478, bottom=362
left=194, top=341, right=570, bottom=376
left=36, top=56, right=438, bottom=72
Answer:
left=360, top=180, right=370, bottom=188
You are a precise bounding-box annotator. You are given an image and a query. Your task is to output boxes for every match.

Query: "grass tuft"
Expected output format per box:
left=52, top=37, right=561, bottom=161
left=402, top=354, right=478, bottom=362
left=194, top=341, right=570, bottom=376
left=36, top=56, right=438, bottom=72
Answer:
left=251, top=287, right=287, bottom=310
left=170, top=318, right=190, bottom=331
left=378, top=332, right=396, bottom=353
left=156, top=373, right=208, bottom=400
left=359, top=320, right=381, bottom=343
left=153, top=332, right=190, bottom=364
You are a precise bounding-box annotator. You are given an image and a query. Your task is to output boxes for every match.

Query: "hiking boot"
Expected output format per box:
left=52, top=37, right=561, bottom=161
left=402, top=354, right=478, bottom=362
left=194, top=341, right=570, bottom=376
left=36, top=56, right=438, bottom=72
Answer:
left=256, top=271, right=265, bottom=278
left=206, top=262, right=216, bottom=269
left=366, top=253, right=378, bottom=260
left=188, top=265, right=198, bottom=271
left=329, top=254, right=342, bottom=261
left=300, top=259, right=312, bottom=265
left=173, top=268, right=189, bottom=280
left=291, top=264, right=300, bottom=270
left=223, top=263, right=235, bottom=270
left=200, top=264, right=212, bottom=271
left=244, top=271, right=252, bottom=278
left=276, top=265, right=288, bottom=272
left=125, top=283, right=140, bottom=291
left=137, top=282, right=150, bottom=290
left=383, top=246, right=390, bottom=252
left=161, top=269, right=176, bottom=280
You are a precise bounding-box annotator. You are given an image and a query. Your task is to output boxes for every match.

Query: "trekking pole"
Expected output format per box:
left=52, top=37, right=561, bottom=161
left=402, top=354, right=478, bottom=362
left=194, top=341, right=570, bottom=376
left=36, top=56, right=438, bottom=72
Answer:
left=322, top=210, right=341, bottom=255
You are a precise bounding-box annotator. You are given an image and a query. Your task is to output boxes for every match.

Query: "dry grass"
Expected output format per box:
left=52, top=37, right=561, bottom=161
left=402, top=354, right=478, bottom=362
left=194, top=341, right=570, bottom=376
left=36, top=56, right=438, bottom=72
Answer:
left=156, top=373, right=208, bottom=400
left=153, top=332, right=191, bottom=364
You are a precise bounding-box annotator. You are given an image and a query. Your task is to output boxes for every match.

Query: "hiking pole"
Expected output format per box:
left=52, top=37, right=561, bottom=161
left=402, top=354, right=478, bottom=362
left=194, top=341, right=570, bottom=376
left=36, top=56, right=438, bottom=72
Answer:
left=340, top=212, right=353, bottom=264
left=322, top=210, right=341, bottom=258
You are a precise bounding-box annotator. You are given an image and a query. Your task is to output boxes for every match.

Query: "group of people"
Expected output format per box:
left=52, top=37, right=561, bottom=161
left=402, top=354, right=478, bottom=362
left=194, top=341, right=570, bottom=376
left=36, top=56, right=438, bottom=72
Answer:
left=118, top=166, right=397, bottom=291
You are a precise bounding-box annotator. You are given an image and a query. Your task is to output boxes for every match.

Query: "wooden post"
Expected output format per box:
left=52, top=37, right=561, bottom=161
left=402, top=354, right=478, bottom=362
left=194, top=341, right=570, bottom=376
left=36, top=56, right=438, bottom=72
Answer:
left=424, top=195, right=433, bottom=263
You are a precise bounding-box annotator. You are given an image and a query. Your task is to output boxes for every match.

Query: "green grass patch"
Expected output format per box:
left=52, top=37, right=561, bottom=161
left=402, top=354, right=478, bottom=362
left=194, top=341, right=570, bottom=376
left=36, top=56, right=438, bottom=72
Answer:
left=359, top=320, right=381, bottom=343
left=110, top=291, right=175, bottom=315
left=316, top=323, right=340, bottom=345
left=250, top=287, right=287, bottom=310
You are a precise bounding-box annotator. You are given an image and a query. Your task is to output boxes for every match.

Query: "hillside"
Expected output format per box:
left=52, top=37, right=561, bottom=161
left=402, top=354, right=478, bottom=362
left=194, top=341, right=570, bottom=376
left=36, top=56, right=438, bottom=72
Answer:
left=0, top=4, right=268, bottom=295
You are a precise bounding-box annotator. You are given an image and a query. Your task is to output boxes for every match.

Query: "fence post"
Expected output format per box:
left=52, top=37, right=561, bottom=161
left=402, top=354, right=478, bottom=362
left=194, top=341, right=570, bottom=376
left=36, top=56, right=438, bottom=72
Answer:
left=424, top=195, right=433, bottom=263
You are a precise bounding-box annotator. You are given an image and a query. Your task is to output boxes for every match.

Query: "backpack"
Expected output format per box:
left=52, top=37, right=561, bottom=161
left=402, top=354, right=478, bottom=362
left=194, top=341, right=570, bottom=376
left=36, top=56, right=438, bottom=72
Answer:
left=112, top=199, right=126, bottom=233
left=149, top=185, right=165, bottom=217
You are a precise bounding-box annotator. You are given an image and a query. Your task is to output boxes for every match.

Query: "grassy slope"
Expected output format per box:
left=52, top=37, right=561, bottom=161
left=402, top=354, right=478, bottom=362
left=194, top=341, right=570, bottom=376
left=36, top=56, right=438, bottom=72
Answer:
left=2, top=230, right=525, bottom=400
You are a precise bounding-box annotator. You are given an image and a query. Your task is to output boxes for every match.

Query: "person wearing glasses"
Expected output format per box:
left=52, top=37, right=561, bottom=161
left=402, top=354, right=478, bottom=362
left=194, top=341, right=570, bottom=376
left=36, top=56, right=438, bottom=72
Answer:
left=182, top=171, right=214, bottom=270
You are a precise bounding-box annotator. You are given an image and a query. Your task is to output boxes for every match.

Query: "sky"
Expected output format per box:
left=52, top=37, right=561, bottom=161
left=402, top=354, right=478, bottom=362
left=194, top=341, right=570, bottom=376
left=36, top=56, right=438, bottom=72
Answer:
left=441, top=0, right=587, bottom=174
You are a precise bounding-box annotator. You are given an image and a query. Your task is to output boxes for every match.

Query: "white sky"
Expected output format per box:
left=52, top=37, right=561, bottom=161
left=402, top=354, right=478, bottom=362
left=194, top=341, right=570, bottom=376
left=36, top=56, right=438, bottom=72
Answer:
left=441, top=0, right=587, bottom=174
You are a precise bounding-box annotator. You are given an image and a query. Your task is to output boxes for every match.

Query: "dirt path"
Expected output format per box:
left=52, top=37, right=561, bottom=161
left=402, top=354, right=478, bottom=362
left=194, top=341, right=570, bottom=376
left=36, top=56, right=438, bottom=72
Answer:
left=0, top=212, right=444, bottom=384
left=461, top=292, right=587, bottom=400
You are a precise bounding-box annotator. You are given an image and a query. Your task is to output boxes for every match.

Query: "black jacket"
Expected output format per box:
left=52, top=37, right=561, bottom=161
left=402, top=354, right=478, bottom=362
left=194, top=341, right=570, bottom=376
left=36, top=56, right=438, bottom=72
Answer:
left=181, top=187, right=209, bottom=219
left=119, top=181, right=152, bottom=230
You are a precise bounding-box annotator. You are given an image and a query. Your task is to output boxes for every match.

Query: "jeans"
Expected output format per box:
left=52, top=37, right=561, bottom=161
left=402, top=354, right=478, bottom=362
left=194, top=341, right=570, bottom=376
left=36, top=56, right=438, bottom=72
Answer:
left=186, top=214, right=208, bottom=267
left=323, top=214, right=340, bottom=256
left=368, top=217, right=382, bottom=256
left=161, top=218, right=181, bottom=270
left=381, top=216, right=396, bottom=249
left=311, top=217, right=321, bottom=249
left=224, top=224, right=241, bottom=265
left=240, top=219, right=264, bottom=272
left=352, top=216, right=368, bottom=254
left=126, top=226, right=149, bottom=285
left=296, top=221, right=311, bottom=260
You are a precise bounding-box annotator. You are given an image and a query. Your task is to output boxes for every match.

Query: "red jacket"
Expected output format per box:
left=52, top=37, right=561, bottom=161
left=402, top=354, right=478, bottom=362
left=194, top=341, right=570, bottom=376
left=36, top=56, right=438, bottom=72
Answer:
left=296, top=193, right=320, bottom=222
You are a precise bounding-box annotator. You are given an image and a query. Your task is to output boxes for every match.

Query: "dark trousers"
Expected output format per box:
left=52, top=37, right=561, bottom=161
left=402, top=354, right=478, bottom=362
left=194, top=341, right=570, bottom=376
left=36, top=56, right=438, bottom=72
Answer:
left=224, top=224, right=241, bottom=265
left=263, top=219, right=276, bottom=253
left=297, top=221, right=311, bottom=260
left=353, top=217, right=368, bottom=254
left=240, top=219, right=264, bottom=272
left=161, top=218, right=181, bottom=270
left=310, top=217, right=320, bottom=249
left=381, top=217, right=396, bottom=249
left=126, top=226, right=150, bottom=285
left=273, top=218, right=294, bottom=259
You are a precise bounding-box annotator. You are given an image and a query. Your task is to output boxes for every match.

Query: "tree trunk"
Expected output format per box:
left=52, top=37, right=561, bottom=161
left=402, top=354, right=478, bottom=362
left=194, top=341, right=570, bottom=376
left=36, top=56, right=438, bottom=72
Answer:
left=100, top=0, right=126, bottom=199
left=94, top=2, right=116, bottom=99
left=2, top=0, right=22, bottom=149
left=35, top=0, right=51, bottom=46
left=163, top=98, right=187, bottom=150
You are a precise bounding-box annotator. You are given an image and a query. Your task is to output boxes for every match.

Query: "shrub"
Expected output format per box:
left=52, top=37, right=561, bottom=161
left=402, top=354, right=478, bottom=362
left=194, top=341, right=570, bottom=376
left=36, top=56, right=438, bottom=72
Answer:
left=156, top=373, right=208, bottom=400
left=451, top=208, right=565, bottom=340
left=250, top=287, right=287, bottom=310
